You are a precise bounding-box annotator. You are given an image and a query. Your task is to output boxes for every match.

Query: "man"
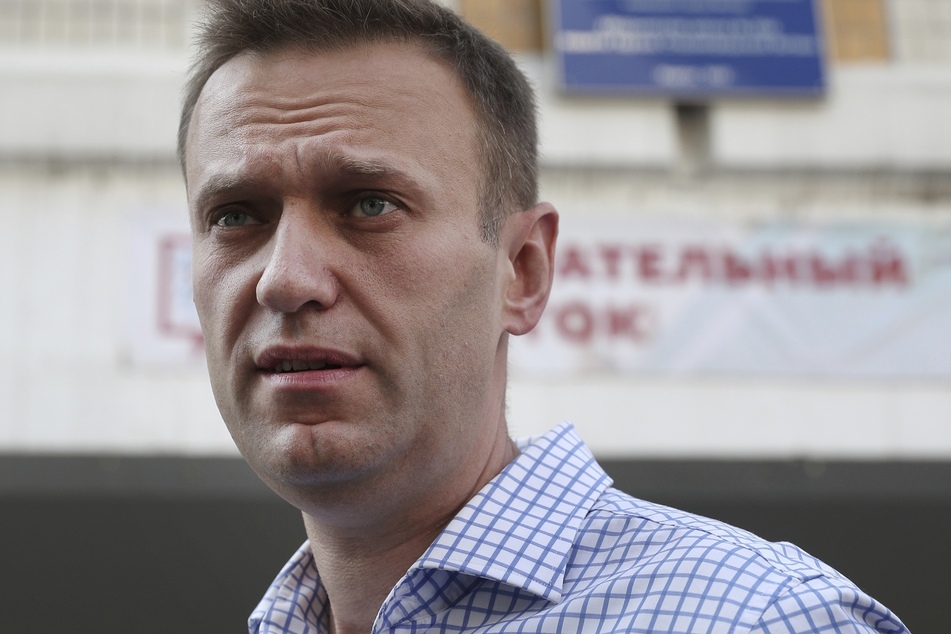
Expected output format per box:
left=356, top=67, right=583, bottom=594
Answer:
left=180, top=1, right=907, bottom=632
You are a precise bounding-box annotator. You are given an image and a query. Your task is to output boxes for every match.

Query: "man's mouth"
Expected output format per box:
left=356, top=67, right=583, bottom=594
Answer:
left=256, top=346, right=362, bottom=376
left=272, top=360, right=344, bottom=373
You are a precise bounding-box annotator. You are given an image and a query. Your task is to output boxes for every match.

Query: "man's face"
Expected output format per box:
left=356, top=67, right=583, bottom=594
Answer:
left=185, top=43, right=516, bottom=518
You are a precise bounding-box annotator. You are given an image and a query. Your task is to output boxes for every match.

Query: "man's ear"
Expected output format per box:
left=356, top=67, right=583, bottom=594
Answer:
left=500, top=202, right=559, bottom=336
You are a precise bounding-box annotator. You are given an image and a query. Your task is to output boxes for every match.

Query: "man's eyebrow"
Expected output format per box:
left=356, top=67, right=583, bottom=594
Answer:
left=192, top=154, right=419, bottom=210
left=313, top=152, right=424, bottom=193
left=191, top=173, right=257, bottom=212
left=327, top=154, right=391, bottom=177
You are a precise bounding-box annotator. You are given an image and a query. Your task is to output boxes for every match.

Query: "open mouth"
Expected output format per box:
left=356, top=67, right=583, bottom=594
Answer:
left=272, top=360, right=344, bottom=373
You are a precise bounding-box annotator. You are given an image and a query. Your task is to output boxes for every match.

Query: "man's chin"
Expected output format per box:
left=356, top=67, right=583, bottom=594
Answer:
left=244, top=422, right=391, bottom=493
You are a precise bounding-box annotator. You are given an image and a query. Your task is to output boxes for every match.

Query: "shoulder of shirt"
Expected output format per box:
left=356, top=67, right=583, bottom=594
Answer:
left=574, top=487, right=911, bottom=631
left=514, top=423, right=855, bottom=599
left=588, top=486, right=844, bottom=585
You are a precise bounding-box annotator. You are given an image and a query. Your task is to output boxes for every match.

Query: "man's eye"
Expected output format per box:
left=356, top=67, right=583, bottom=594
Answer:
left=216, top=210, right=258, bottom=227
left=352, top=196, right=398, bottom=218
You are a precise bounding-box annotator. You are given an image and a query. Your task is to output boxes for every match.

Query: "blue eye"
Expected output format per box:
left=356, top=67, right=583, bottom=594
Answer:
left=355, top=196, right=397, bottom=217
left=216, top=210, right=257, bottom=227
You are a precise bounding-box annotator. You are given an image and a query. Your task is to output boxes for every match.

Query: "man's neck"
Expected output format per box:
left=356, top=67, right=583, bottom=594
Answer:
left=302, top=431, right=520, bottom=634
left=305, top=517, right=447, bottom=634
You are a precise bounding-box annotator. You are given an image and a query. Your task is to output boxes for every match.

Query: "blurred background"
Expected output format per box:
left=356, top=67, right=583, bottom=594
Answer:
left=1, top=0, right=949, bottom=631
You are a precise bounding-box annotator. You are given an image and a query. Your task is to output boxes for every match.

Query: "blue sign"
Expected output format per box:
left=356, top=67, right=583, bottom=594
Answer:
left=552, top=0, right=826, bottom=96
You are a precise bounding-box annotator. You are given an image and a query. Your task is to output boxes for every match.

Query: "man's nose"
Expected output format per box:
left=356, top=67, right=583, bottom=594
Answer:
left=256, top=206, right=340, bottom=314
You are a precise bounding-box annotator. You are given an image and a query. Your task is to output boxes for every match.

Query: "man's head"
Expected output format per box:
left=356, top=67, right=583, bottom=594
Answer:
left=179, top=0, right=538, bottom=243
left=183, top=0, right=557, bottom=525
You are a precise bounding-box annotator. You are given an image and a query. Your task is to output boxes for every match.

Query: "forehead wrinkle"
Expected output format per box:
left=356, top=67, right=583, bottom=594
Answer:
left=238, top=98, right=373, bottom=128
left=220, top=105, right=412, bottom=185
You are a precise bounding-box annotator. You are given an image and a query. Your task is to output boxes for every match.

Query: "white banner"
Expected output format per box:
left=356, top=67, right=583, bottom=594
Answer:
left=127, top=214, right=951, bottom=378
left=510, top=217, right=951, bottom=378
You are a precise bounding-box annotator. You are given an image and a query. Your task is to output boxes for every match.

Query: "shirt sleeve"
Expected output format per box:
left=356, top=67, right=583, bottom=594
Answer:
left=750, top=576, right=909, bottom=634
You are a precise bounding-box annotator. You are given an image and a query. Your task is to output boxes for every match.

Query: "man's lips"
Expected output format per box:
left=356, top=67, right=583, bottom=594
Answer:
left=271, top=359, right=343, bottom=373
left=254, top=346, right=365, bottom=374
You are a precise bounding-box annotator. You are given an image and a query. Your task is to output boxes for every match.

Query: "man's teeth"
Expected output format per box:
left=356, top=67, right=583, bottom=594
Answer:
left=274, top=360, right=334, bottom=373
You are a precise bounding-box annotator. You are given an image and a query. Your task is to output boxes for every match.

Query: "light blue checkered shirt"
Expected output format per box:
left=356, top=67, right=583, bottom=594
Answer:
left=250, top=422, right=907, bottom=633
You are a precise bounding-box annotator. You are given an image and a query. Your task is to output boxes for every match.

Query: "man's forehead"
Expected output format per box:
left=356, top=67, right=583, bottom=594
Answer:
left=184, top=40, right=486, bottom=217
left=197, top=40, right=462, bottom=106
left=185, top=41, right=477, bottom=171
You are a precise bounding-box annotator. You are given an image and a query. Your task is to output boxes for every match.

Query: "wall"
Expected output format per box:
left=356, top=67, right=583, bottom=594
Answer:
left=5, top=0, right=949, bottom=459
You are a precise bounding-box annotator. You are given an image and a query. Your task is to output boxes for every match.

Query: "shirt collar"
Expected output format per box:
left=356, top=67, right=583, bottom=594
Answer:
left=409, top=421, right=612, bottom=604
left=249, top=539, right=326, bottom=634
left=251, top=422, right=613, bottom=633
